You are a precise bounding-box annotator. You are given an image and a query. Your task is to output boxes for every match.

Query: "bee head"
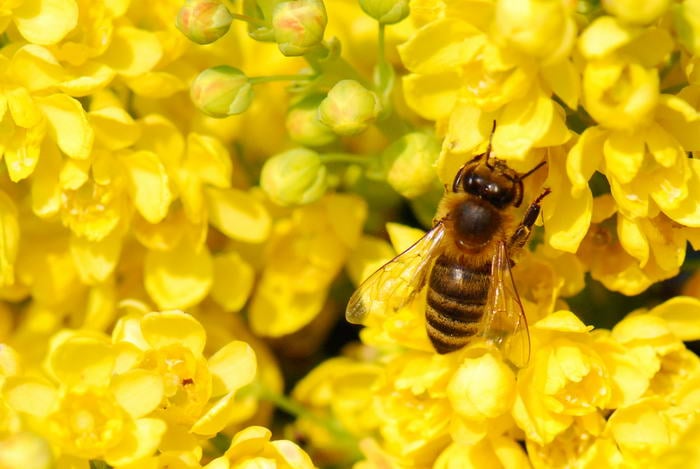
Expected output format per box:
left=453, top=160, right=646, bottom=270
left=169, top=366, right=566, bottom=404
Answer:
left=452, top=157, right=524, bottom=208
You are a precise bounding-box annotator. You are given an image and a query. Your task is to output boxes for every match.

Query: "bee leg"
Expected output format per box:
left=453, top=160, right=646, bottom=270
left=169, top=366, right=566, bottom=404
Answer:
left=509, top=188, right=551, bottom=250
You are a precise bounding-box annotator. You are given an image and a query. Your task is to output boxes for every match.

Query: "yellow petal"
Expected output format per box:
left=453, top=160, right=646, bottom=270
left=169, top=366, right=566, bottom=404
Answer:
left=14, top=0, right=78, bottom=45
left=83, top=283, right=117, bottom=332
left=36, top=93, right=94, bottom=159
left=225, top=426, right=271, bottom=457
left=140, top=310, right=206, bottom=355
left=102, top=27, right=163, bottom=77
left=144, top=242, right=213, bottom=310
left=3, top=376, right=57, bottom=417
left=208, top=341, right=257, bottom=396
left=105, top=418, right=166, bottom=467
left=645, top=123, right=680, bottom=168
left=5, top=123, right=44, bottom=182
left=124, top=72, right=187, bottom=98
left=7, top=87, right=43, bottom=128
left=661, top=159, right=700, bottom=226
left=89, top=107, right=141, bottom=150
left=545, top=161, right=592, bottom=253
left=270, top=440, right=315, bottom=469
left=534, top=310, right=592, bottom=333
left=121, top=150, right=172, bottom=224
left=493, top=92, right=555, bottom=158
left=398, top=18, right=484, bottom=74
left=345, top=235, right=394, bottom=286
left=59, top=61, right=116, bottom=97
left=324, top=194, right=367, bottom=248
left=7, top=45, right=65, bottom=92
left=566, top=126, right=604, bottom=195
left=578, top=16, right=634, bottom=58
left=69, top=229, right=122, bottom=284
left=0, top=191, right=19, bottom=287
left=403, top=72, right=461, bottom=120
left=603, top=130, right=645, bottom=184
left=137, top=115, right=185, bottom=172
left=184, top=133, right=232, bottom=189
left=649, top=296, right=700, bottom=342
left=111, top=369, right=164, bottom=418
left=47, top=335, right=115, bottom=388
left=617, top=215, right=649, bottom=266
left=443, top=102, right=489, bottom=155
left=205, top=187, right=271, bottom=243
left=541, top=59, right=579, bottom=109
left=210, top=251, right=255, bottom=313
left=386, top=222, right=425, bottom=253
left=190, top=390, right=238, bottom=435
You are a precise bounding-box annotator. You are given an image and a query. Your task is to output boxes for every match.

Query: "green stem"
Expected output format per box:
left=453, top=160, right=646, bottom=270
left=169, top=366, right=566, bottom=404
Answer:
left=320, top=153, right=373, bottom=165
left=239, top=382, right=361, bottom=460
left=249, top=74, right=314, bottom=84
left=376, top=23, right=387, bottom=83
left=229, top=12, right=269, bottom=28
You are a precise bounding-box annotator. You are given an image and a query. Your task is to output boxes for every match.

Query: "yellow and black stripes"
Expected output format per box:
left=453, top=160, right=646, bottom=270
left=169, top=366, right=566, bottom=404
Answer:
left=426, top=255, right=491, bottom=354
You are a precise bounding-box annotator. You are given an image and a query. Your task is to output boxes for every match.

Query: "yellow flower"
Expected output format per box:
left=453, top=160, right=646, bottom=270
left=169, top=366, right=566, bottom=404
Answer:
left=2, top=332, right=167, bottom=465
left=248, top=194, right=366, bottom=337
left=206, top=426, right=316, bottom=469
left=513, top=311, right=612, bottom=445
left=112, top=310, right=258, bottom=435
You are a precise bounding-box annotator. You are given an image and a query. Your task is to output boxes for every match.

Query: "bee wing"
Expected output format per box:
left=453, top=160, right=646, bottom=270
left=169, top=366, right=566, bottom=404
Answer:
left=346, top=223, right=446, bottom=326
left=482, top=241, right=531, bottom=368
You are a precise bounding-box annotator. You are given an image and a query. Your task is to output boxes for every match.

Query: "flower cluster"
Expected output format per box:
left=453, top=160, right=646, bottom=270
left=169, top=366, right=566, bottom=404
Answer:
left=0, top=0, right=700, bottom=468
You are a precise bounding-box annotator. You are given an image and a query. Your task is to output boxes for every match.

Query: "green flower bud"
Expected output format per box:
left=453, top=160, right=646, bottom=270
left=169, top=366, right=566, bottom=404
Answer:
left=190, top=65, right=253, bottom=117
left=286, top=95, right=337, bottom=147
left=359, top=0, right=409, bottom=24
left=176, top=0, right=233, bottom=45
left=272, top=0, right=327, bottom=56
left=318, top=80, right=381, bottom=136
left=261, top=148, right=327, bottom=206
left=381, top=132, right=440, bottom=199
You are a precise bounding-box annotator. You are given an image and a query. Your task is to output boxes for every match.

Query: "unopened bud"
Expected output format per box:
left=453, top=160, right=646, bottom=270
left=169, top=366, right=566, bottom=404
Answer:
left=272, top=0, right=327, bottom=56
left=359, top=0, right=409, bottom=24
left=318, top=80, right=381, bottom=136
left=190, top=65, right=253, bottom=117
left=176, top=0, right=233, bottom=45
left=261, top=148, right=327, bottom=206
left=286, top=95, right=336, bottom=146
left=381, top=132, right=439, bottom=198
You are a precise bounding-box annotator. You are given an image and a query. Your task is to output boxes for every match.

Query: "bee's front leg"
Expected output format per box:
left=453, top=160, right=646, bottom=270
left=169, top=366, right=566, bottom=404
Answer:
left=509, top=188, right=552, bottom=250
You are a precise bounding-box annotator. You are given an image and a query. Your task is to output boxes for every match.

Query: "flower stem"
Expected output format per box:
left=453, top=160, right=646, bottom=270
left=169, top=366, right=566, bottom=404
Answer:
left=249, top=74, right=314, bottom=85
left=239, top=382, right=361, bottom=460
left=229, top=12, right=269, bottom=27
left=320, top=153, right=372, bottom=165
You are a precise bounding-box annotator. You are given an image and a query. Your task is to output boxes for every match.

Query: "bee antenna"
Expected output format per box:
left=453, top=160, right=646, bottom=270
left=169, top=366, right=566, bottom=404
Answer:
left=520, top=160, right=547, bottom=180
left=485, top=120, right=497, bottom=170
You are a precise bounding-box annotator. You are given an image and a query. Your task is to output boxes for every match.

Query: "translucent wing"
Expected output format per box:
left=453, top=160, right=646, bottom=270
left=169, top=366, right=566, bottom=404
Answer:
left=481, top=241, right=531, bottom=368
left=346, top=223, right=446, bottom=326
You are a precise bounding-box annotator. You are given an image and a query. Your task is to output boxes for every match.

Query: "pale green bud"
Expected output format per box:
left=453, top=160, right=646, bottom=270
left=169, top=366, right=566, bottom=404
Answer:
left=261, top=148, right=327, bottom=206
left=286, top=95, right=337, bottom=146
left=176, top=0, right=233, bottom=45
left=272, top=0, right=327, bottom=56
left=381, top=132, right=439, bottom=199
left=318, top=80, right=381, bottom=136
left=359, top=0, right=409, bottom=24
left=190, top=66, right=253, bottom=117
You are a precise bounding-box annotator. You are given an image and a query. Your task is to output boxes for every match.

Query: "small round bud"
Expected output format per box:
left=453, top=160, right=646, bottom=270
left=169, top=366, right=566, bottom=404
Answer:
left=381, top=132, right=439, bottom=199
left=272, top=0, right=327, bottom=56
left=190, top=65, right=253, bottom=117
left=318, top=80, right=381, bottom=136
left=286, top=95, right=337, bottom=146
left=261, top=148, right=327, bottom=206
left=176, top=0, right=233, bottom=45
left=359, top=0, right=409, bottom=24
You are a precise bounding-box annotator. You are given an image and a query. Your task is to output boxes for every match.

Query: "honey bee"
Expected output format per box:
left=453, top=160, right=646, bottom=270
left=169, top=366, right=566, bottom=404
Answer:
left=346, top=128, right=550, bottom=367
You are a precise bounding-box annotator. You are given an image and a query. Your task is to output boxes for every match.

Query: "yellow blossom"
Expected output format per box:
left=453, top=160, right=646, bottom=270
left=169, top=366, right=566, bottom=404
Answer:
left=206, top=426, right=316, bottom=469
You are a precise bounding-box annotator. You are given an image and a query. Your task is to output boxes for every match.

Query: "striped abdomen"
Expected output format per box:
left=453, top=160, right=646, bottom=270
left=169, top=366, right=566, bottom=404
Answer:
left=426, top=254, right=491, bottom=354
